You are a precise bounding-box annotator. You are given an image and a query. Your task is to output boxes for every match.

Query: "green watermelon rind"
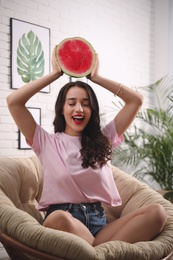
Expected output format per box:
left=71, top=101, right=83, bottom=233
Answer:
left=55, top=37, right=96, bottom=78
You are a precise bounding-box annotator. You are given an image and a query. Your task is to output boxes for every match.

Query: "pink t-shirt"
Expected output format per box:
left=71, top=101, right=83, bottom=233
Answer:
left=30, top=119, right=123, bottom=211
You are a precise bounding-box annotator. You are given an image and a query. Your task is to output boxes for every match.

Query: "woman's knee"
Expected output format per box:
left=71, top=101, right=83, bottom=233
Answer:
left=43, top=210, right=94, bottom=245
left=146, top=204, right=167, bottom=231
left=43, top=210, right=74, bottom=231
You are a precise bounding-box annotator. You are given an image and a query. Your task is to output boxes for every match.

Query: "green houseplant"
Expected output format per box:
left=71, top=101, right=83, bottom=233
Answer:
left=110, top=76, right=173, bottom=201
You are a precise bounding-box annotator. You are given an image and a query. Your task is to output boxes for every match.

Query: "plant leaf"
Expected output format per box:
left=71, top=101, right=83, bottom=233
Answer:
left=110, top=76, right=173, bottom=193
left=17, top=30, right=45, bottom=83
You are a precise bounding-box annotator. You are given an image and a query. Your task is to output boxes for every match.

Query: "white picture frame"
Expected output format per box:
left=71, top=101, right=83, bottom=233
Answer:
left=10, top=18, right=50, bottom=93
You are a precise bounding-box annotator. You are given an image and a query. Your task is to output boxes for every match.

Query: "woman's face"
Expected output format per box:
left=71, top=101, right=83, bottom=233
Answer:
left=62, top=86, right=92, bottom=136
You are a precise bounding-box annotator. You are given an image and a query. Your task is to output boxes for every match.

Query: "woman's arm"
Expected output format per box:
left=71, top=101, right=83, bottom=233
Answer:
left=7, top=47, right=63, bottom=145
left=89, top=54, right=144, bottom=137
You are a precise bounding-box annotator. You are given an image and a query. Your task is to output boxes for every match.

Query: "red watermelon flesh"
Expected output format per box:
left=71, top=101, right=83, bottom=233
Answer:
left=55, top=37, right=95, bottom=78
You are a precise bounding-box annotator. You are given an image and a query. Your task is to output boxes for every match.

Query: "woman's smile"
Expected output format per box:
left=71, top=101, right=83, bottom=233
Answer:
left=72, top=114, right=85, bottom=125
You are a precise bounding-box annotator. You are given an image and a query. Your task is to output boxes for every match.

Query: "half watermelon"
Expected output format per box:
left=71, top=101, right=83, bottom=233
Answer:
left=55, top=37, right=96, bottom=78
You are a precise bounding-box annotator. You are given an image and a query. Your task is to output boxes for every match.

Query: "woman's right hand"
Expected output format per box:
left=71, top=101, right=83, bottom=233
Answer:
left=52, top=46, right=63, bottom=77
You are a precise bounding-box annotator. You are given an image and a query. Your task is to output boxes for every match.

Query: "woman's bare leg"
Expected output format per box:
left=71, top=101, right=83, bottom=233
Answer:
left=43, top=204, right=167, bottom=246
left=43, top=210, right=95, bottom=245
left=93, top=204, right=167, bottom=246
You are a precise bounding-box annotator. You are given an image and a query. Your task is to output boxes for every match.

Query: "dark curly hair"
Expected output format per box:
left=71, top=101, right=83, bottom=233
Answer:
left=53, top=81, right=112, bottom=169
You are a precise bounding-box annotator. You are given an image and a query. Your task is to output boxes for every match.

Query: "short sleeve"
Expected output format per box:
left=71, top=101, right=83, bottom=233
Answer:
left=102, top=119, right=124, bottom=149
left=26, top=124, right=48, bottom=155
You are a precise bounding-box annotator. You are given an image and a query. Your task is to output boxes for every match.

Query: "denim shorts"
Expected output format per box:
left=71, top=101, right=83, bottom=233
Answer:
left=45, top=202, right=107, bottom=236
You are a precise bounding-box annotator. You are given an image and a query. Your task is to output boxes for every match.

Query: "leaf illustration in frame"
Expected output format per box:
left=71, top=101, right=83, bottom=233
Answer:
left=17, top=30, right=45, bottom=83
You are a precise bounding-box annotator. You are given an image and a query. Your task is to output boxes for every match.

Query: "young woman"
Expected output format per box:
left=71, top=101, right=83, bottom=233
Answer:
left=7, top=48, right=167, bottom=246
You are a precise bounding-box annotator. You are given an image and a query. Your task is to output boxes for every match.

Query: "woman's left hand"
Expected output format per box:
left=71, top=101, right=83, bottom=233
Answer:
left=87, top=53, right=99, bottom=82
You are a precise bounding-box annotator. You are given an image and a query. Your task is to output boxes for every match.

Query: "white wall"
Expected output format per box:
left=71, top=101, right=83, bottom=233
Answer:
left=168, top=0, right=173, bottom=75
left=153, top=0, right=170, bottom=81
left=0, top=0, right=156, bottom=157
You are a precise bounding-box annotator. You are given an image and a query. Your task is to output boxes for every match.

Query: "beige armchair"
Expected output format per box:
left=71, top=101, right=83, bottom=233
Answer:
left=0, top=156, right=173, bottom=260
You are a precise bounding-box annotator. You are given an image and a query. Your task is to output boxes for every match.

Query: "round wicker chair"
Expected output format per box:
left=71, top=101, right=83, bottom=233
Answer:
left=0, top=156, right=173, bottom=260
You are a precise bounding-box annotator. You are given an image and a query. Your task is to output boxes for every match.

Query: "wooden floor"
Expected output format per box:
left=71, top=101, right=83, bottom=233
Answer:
left=0, top=244, right=10, bottom=260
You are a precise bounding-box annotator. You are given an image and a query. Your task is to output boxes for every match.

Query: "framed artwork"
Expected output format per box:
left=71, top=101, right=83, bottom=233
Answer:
left=10, top=18, right=50, bottom=93
left=18, top=107, right=41, bottom=149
